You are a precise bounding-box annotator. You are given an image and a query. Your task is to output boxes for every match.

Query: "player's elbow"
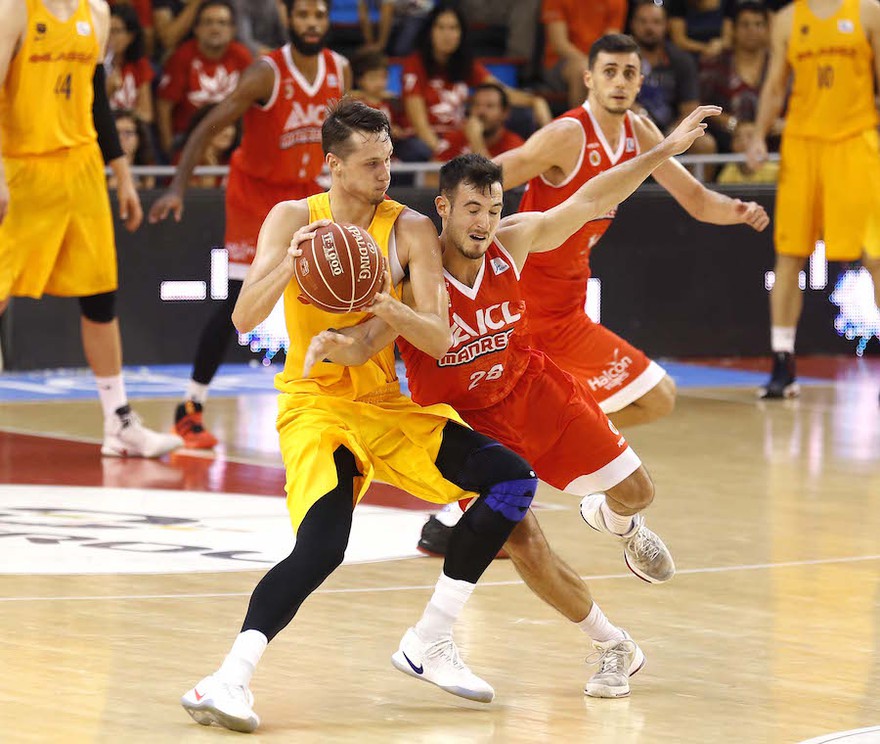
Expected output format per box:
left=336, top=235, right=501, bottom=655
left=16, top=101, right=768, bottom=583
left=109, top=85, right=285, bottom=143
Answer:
left=427, top=327, right=453, bottom=359
left=231, top=307, right=254, bottom=335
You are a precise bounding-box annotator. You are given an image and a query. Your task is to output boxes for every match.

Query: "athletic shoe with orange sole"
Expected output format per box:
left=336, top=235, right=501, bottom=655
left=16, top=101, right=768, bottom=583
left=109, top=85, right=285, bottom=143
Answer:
left=174, top=401, right=218, bottom=449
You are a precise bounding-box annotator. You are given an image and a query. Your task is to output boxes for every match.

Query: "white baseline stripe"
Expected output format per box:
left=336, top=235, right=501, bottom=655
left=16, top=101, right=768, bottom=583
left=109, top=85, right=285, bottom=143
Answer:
left=2, top=553, right=879, bottom=603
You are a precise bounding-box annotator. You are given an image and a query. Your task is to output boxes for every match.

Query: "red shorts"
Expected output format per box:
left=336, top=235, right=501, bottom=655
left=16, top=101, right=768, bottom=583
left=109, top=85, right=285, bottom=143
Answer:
left=529, top=313, right=666, bottom=413
left=225, top=164, right=322, bottom=279
left=460, top=349, right=641, bottom=494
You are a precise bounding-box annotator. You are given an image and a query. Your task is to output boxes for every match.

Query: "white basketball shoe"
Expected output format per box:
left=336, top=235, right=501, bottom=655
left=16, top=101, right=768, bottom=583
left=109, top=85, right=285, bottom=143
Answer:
left=391, top=627, right=495, bottom=703
left=181, top=675, right=260, bottom=733
left=585, top=631, right=646, bottom=698
left=102, top=408, right=183, bottom=458
left=579, top=493, right=675, bottom=584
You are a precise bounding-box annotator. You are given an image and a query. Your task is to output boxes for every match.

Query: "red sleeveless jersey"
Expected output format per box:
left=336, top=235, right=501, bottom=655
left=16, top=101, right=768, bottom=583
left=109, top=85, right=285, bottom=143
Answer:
left=398, top=241, right=531, bottom=411
left=230, top=46, right=346, bottom=186
left=518, top=102, right=640, bottom=319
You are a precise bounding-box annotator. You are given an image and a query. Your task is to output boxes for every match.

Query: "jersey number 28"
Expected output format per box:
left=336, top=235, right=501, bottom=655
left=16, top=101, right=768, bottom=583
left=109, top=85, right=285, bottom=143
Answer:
left=468, top=364, right=504, bottom=390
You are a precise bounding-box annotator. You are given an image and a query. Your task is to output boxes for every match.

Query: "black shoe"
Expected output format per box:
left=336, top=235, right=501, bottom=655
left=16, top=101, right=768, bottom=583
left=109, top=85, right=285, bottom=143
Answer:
left=417, top=515, right=453, bottom=557
left=758, top=352, right=800, bottom=399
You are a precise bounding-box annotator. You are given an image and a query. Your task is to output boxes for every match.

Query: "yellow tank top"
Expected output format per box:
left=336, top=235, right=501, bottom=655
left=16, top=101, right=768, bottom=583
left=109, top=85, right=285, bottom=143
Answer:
left=276, top=193, right=407, bottom=400
left=785, top=0, right=878, bottom=140
left=0, top=0, right=99, bottom=157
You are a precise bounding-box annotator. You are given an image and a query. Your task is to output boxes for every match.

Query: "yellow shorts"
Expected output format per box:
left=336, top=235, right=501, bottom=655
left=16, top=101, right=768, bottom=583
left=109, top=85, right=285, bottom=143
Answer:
left=277, top=388, right=473, bottom=532
left=0, top=143, right=117, bottom=299
left=775, top=130, right=880, bottom=261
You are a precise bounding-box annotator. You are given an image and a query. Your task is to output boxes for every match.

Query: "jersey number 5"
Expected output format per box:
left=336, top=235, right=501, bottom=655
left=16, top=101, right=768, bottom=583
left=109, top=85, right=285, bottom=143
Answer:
left=468, top=363, right=504, bottom=390
left=55, top=74, right=72, bottom=100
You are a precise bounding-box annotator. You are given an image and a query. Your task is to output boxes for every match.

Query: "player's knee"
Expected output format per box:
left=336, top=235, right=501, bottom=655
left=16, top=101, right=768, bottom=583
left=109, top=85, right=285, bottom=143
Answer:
left=774, top=254, right=807, bottom=276
left=652, top=375, right=677, bottom=418
left=611, top=466, right=655, bottom=511
left=78, top=292, right=117, bottom=323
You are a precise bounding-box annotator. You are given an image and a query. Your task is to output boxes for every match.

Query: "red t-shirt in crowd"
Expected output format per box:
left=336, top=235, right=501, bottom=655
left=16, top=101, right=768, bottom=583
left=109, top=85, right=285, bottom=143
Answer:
left=434, top=127, right=524, bottom=161
left=109, top=58, right=155, bottom=111
left=542, top=0, right=627, bottom=68
left=400, top=54, right=491, bottom=135
left=158, top=39, right=253, bottom=135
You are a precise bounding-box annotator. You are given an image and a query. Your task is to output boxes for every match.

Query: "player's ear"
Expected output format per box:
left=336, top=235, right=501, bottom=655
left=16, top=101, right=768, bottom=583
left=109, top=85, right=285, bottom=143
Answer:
left=435, top=194, right=450, bottom=219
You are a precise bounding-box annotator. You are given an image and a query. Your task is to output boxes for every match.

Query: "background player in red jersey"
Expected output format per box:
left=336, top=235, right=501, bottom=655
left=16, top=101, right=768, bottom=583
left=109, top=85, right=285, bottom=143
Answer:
left=149, top=0, right=349, bottom=447
left=301, top=109, right=719, bottom=696
left=500, top=33, right=769, bottom=429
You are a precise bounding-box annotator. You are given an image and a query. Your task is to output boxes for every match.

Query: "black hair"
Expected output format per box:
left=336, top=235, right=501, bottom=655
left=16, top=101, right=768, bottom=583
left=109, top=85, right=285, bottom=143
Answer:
left=472, top=82, right=509, bottom=109
left=112, top=109, right=156, bottom=166
left=322, top=97, right=391, bottom=158
left=350, top=48, right=388, bottom=86
left=630, top=0, right=667, bottom=18
left=733, top=1, right=769, bottom=23
left=588, top=33, right=642, bottom=69
left=285, top=0, right=333, bottom=14
left=195, top=0, right=237, bottom=27
left=418, top=2, right=473, bottom=83
left=439, top=154, right=503, bottom=198
left=110, top=4, right=145, bottom=64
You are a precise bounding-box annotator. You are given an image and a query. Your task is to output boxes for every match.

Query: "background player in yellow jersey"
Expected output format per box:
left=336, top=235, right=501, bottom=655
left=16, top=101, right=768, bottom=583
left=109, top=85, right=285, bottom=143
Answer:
left=178, top=100, right=538, bottom=733
left=0, top=0, right=181, bottom=456
left=747, top=0, right=880, bottom=398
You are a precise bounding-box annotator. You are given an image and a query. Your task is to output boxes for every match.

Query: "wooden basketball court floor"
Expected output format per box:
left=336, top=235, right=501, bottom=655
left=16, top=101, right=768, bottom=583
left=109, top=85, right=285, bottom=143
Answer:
left=1, top=357, right=878, bottom=743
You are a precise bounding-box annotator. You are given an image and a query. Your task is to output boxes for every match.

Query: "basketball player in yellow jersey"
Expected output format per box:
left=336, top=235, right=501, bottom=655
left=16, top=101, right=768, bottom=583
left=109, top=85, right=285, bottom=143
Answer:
left=0, top=0, right=181, bottom=456
left=178, top=99, right=538, bottom=733
left=747, top=0, right=880, bottom=398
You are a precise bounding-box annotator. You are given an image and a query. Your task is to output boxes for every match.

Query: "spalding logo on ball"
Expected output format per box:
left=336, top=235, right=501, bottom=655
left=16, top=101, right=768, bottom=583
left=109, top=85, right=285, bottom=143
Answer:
left=294, top=223, right=386, bottom=313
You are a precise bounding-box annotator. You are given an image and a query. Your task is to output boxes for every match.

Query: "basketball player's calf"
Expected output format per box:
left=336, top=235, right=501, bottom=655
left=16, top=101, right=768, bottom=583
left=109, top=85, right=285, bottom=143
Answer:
left=504, top=511, right=646, bottom=697
left=762, top=253, right=807, bottom=399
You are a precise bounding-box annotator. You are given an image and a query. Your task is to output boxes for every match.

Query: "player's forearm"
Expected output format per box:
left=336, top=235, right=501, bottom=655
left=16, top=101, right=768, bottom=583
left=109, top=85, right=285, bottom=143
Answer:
left=692, top=188, right=745, bottom=225
left=232, top=256, right=295, bottom=333
left=331, top=320, right=397, bottom=365
left=108, top=155, right=136, bottom=191
left=374, top=301, right=451, bottom=359
left=169, top=111, right=230, bottom=195
left=159, top=2, right=201, bottom=50
left=754, top=82, right=786, bottom=140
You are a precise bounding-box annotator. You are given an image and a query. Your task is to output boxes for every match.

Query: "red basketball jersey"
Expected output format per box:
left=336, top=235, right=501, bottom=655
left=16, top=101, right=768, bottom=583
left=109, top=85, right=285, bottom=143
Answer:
left=518, top=102, right=640, bottom=319
left=230, top=46, right=346, bottom=186
left=398, top=241, right=530, bottom=411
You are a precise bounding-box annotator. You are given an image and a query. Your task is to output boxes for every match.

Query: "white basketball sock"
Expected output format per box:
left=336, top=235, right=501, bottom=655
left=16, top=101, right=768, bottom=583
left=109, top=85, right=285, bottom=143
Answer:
left=216, top=629, right=268, bottom=688
left=600, top=500, right=635, bottom=536
left=577, top=602, right=625, bottom=643
left=436, top=501, right=464, bottom=527
left=414, top=573, right=475, bottom=642
left=95, top=375, right=127, bottom=420
left=186, top=380, right=210, bottom=405
left=770, top=326, right=796, bottom=354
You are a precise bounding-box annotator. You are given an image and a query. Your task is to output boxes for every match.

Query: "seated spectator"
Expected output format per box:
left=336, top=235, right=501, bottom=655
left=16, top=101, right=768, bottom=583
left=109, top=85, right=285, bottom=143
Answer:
left=109, top=0, right=155, bottom=58
left=717, top=122, right=778, bottom=183
left=459, top=0, right=541, bottom=68
left=630, top=0, right=717, bottom=171
left=359, top=0, right=435, bottom=58
left=399, top=2, right=550, bottom=161
left=107, top=4, right=155, bottom=124
left=153, top=0, right=205, bottom=60
left=667, top=0, right=726, bottom=61
left=174, top=104, right=240, bottom=188
left=700, top=1, right=778, bottom=153
left=720, top=0, right=791, bottom=47
left=543, top=0, right=627, bottom=108
left=434, top=82, right=524, bottom=161
left=157, top=0, right=252, bottom=157
left=349, top=48, right=403, bottom=139
left=110, top=110, right=157, bottom=189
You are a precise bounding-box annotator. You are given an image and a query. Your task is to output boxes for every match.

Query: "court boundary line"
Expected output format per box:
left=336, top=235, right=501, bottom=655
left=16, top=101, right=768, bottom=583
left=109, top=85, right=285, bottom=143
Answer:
left=2, top=552, right=879, bottom=602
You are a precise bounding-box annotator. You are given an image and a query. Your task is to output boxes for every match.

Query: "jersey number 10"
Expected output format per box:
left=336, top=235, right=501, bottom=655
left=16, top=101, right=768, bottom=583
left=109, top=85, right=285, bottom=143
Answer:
left=54, top=74, right=72, bottom=100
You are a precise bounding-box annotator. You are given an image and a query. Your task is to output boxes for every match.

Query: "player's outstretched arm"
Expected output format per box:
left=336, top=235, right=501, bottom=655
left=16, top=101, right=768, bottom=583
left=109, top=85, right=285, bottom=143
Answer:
left=493, top=118, right=584, bottom=190
left=498, top=106, right=724, bottom=259
left=0, top=0, right=27, bottom=226
left=232, top=202, right=328, bottom=333
left=366, top=210, right=452, bottom=359
left=637, top=115, right=770, bottom=232
left=746, top=4, right=792, bottom=169
left=148, top=60, right=276, bottom=223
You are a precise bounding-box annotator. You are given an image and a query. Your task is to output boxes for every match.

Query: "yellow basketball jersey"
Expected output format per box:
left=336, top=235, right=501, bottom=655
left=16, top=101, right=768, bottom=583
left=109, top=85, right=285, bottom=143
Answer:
left=275, top=193, right=407, bottom=400
left=785, top=0, right=878, bottom=140
left=0, top=0, right=99, bottom=157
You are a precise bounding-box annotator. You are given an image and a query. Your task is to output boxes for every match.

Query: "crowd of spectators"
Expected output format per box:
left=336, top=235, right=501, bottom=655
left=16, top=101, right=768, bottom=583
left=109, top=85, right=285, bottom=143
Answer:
left=107, top=0, right=786, bottom=187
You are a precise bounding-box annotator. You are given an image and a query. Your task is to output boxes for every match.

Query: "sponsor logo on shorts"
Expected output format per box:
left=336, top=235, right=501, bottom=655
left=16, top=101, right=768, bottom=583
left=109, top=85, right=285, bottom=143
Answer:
left=587, top=350, right=633, bottom=393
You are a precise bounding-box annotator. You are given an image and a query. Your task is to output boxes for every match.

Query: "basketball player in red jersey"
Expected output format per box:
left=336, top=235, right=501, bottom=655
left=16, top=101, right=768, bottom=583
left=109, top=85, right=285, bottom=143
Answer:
left=149, top=0, right=349, bottom=448
left=302, top=108, right=720, bottom=695
left=417, top=33, right=769, bottom=558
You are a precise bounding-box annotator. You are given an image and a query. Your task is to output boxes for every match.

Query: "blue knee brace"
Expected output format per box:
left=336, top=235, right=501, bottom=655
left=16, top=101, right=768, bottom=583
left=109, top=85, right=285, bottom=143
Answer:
left=484, top=477, right=536, bottom=523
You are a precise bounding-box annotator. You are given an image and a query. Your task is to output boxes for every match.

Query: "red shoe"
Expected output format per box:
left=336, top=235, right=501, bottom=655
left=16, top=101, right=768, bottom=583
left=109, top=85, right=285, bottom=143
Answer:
left=174, top=401, right=218, bottom=449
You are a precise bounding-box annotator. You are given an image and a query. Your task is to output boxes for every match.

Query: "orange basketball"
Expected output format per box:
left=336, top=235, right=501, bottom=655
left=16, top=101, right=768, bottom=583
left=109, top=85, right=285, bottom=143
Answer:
left=294, top=223, right=386, bottom=313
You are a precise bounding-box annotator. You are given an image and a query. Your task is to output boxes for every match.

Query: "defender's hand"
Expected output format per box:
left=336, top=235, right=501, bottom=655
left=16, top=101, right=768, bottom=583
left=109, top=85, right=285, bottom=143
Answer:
left=148, top=190, right=184, bottom=224
left=662, top=105, right=722, bottom=157
left=302, top=329, right=354, bottom=378
left=734, top=199, right=770, bottom=232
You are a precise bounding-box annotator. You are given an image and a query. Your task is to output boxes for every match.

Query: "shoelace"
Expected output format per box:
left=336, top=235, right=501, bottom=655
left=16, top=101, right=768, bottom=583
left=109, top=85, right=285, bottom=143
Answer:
left=586, top=640, right=636, bottom=676
left=424, top=636, right=467, bottom=671
left=628, top=526, right=663, bottom=562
